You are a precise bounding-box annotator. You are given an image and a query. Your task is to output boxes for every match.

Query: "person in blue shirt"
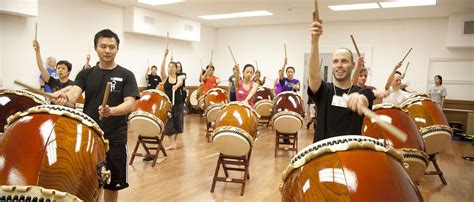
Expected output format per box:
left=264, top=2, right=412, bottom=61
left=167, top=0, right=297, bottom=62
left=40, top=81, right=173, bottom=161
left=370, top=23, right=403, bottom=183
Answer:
left=39, top=56, right=57, bottom=92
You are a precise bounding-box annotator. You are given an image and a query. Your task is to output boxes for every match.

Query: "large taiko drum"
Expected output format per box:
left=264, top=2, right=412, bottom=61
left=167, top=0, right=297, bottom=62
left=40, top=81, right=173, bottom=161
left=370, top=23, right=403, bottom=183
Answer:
left=253, top=87, right=274, bottom=117
left=204, top=88, right=229, bottom=123
left=280, top=136, right=423, bottom=201
left=0, top=89, right=48, bottom=133
left=129, top=89, right=171, bottom=136
left=362, top=103, right=428, bottom=180
left=0, top=185, right=82, bottom=201
left=0, top=105, right=109, bottom=201
left=401, top=96, right=453, bottom=154
left=212, top=102, right=260, bottom=156
left=271, top=91, right=305, bottom=133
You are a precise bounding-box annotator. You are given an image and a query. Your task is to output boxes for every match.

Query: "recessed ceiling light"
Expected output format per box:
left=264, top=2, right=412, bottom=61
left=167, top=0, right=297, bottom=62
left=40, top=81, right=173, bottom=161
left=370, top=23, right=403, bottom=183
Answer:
left=199, top=10, right=273, bottom=20
left=379, top=0, right=437, bottom=8
left=137, top=0, right=182, bottom=6
left=328, top=3, right=380, bottom=11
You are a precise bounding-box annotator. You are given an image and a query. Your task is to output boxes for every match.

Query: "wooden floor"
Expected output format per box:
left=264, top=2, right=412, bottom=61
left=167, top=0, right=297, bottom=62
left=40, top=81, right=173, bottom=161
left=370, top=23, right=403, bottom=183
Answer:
left=120, top=114, right=474, bottom=201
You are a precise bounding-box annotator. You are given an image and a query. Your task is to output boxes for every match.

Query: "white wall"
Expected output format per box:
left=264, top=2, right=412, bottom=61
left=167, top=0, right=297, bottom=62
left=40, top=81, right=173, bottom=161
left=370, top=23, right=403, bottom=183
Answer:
left=214, top=18, right=474, bottom=100
left=1, top=0, right=473, bottom=99
left=0, top=0, right=216, bottom=89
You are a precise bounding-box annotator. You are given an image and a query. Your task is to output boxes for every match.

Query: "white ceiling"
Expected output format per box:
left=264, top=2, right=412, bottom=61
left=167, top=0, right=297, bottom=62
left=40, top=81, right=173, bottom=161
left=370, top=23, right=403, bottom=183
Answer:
left=99, top=0, right=474, bottom=27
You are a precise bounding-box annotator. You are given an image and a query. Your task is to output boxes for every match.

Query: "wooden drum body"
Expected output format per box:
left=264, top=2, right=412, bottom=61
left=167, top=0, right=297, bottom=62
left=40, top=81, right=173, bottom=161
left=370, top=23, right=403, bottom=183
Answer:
left=401, top=97, right=453, bottom=154
left=204, top=88, right=229, bottom=123
left=253, top=87, right=274, bottom=117
left=271, top=91, right=305, bottom=133
left=75, top=94, right=85, bottom=112
left=212, top=102, right=259, bottom=156
left=0, top=105, right=109, bottom=201
left=362, top=103, right=428, bottom=180
left=0, top=89, right=48, bottom=133
left=129, top=89, right=171, bottom=136
left=281, top=136, right=423, bottom=202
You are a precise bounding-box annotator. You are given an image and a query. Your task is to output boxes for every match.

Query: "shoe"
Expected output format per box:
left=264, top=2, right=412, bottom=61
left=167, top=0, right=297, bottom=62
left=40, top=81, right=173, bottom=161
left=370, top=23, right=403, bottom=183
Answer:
left=143, top=156, right=154, bottom=161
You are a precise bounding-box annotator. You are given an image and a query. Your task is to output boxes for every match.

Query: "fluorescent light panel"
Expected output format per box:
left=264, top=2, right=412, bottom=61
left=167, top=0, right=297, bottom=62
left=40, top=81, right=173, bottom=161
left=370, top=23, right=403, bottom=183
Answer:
left=379, top=0, right=437, bottom=8
left=199, top=10, right=273, bottom=20
left=328, top=3, right=380, bottom=11
left=137, top=0, right=181, bottom=6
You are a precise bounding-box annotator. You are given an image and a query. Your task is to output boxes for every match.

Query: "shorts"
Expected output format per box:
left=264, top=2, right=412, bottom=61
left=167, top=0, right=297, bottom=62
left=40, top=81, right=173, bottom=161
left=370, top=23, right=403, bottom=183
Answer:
left=103, top=144, right=129, bottom=190
left=164, top=104, right=184, bottom=135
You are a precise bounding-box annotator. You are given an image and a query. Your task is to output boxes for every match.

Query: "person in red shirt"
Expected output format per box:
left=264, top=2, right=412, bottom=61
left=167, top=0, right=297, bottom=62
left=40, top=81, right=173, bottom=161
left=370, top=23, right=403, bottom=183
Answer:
left=200, top=64, right=220, bottom=94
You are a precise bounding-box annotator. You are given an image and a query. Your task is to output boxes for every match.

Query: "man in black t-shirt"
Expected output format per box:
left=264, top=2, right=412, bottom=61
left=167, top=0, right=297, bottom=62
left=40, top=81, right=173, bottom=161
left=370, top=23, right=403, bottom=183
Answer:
left=52, top=29, right=139, bottom=202
left=146, top=65, right=162, bottom=89
left=307, top=18, right=374, bottom=143
left=33, top=40, right=74, bottom=92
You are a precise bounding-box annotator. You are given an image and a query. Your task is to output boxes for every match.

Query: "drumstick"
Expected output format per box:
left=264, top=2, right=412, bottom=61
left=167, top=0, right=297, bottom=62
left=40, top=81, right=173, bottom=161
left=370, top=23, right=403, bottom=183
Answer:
left=210, top=50, right=213, bottom=65
left=350, top=34, right=361, bottom=57
left=99, top=82, right=111, bottom=120
left=320, top=58, right=323, bottom=69
left=362, top=106, right=407, bottom=142
left=403, top=62, right=410, bottom=76
left=34, top=22, right=38, bottom=40
left=313, top=0, right=320, bottom=21
left=166, top=32, right=169, bottom=49
left=255, top=60, right=259, bottom=71
left=228, top=45, right=237, bottom=65
left=400, top=48, right=413, bottom=64
left=284, top=43, right=287, bottom=59
left=14, top=80, right=75, bottom=108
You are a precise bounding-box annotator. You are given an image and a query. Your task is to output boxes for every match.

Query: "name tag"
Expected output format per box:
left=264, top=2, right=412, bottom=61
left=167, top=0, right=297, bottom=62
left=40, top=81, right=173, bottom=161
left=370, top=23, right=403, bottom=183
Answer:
left=332, top=95, right=348, bottom=108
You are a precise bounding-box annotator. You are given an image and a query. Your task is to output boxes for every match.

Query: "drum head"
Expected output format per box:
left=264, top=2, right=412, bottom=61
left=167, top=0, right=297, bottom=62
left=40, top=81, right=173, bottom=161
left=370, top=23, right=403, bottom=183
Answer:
left=422, top=129, right=452, bottom=154
left=129, top=111, right=165, bottom=136
left=213, top=132, right=251, bottom=156
left=190, top=90, right=199, bottom=107
left=206, top=106, right=221, bottom=123
left=272, top=112, right=303, bottom=134
left=399, top=149, right=428, bottom=181
left=255, top=100, right=273, bottom=117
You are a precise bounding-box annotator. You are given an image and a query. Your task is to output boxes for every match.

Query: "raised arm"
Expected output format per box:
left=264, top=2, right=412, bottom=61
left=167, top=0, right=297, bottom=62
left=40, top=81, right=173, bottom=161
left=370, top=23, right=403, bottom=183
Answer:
left=233, top=64, right=241, bottom=90
left=308, top=12, right=323, bottom=94
left=244, top=82, right=259, bottom=103
left=201, top=67, right=211, bottom=82
left=161, top=49, right=169, bottom=80
left=279, top=58, right=288, bottom=82
left=145, top=66, right=150, bottom=81
left=32, top=40, right=51, bottom=83
left=351, top=57, right=365, bottom=85
left=385, top=62, right=402, bottom=90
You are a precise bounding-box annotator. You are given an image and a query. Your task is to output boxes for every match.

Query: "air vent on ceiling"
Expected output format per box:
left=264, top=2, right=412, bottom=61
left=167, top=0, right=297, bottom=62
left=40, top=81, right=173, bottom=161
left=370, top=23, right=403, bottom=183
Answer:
left=144, top=16, right=155, bottom=24
left=185, top=24, right=193, bottom=32
left=464, top=21, right=474, bottom=35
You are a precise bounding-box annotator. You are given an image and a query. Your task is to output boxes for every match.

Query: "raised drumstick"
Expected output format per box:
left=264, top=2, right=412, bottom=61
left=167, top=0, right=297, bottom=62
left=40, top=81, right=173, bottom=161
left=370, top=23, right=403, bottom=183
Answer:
left=210, top=50, right=213, bottom=65
left=350, top=34, right=362, bottom=58
left=99, top=82, right=111, bottom=120
left=284, top=43, right=287, bottom=59
left=14, top=80, right=75, bottom=108
left=228, top=45, right=237, bottom=65
left=313, top=0, right=320, bottom=21
left=400, top=48, right=413, bottom=64
left=403, top=62, right=410, bottom=76
left=34, top=23, right=38, bottom=40
left=166, top=32, right=169, bottom=49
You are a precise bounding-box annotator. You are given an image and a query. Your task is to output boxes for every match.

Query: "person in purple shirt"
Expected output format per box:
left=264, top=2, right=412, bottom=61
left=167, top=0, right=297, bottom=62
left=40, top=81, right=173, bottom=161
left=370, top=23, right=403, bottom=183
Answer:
left=278, top=58, right=300, bottom=92
left=274, top=70, right=283, bottom=95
